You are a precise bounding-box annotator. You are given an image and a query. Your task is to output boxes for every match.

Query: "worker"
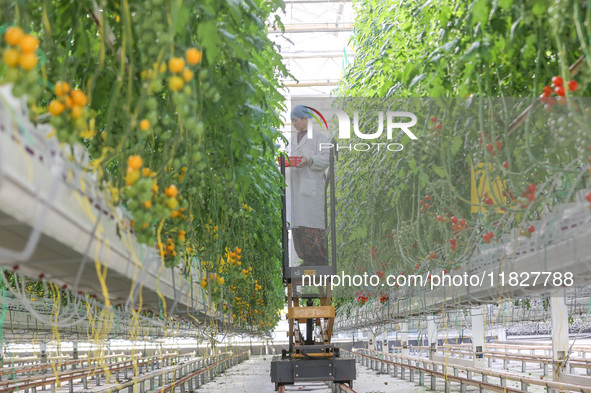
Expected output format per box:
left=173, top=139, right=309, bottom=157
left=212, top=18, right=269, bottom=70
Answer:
left=288, top=105, right=330, bottom=266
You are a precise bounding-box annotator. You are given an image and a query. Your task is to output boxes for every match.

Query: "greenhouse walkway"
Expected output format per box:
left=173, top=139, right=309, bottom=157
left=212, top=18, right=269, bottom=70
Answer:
left=196, top=355, right=429, bottom=392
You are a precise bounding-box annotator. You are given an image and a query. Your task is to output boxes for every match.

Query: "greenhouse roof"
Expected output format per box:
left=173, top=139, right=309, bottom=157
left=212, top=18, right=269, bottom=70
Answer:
left=269, top=0, right=354, bottom=131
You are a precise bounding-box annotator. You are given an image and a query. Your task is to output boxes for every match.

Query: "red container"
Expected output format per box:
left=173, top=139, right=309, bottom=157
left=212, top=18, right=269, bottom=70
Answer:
left=278, top=156, right=302, bottom=167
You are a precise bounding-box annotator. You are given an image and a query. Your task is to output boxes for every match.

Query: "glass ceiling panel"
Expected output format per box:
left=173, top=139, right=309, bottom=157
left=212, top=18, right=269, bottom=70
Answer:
left=269, top=1, right=354, bottom=131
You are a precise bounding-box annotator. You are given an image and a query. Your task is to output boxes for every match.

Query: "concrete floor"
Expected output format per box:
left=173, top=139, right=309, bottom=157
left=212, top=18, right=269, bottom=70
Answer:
left=196, top=355, right=431, bottom=393
left=195, top=350, right=591, bottom=393
left=31, top=345, right=589, bottom=393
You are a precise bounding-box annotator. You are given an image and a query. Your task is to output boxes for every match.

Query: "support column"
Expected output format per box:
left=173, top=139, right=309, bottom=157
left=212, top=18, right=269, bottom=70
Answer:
left=471, top=307, right=485, bottom=368
left=497, top=328, right=507, bottom=342
left=72, top=341, right=78, bottom=370
left=551, top=291, right=569, bottom=382
left=381, top=333, right=388, bottom=373
left=400, top=323, right=409, bottom=358
left=431, top=364, right=437, bottom=390
left=369, top=331, right=375, bottom=353
left=40, top=341, right=47, bottom=374
left=427, top=316, right=438, bottom=361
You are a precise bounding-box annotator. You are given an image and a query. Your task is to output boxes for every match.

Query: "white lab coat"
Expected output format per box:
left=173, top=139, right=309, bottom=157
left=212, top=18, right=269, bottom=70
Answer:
left=286, top=130, right=330, bottom=229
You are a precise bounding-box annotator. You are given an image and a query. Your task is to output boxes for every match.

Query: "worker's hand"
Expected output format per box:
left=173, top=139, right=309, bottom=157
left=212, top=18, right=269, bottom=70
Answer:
left=296, top=157, right=309, bottom=168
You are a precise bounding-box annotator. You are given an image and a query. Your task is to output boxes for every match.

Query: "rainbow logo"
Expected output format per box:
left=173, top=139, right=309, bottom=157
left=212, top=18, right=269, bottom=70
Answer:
left=304, top=106, right=328, bottom=130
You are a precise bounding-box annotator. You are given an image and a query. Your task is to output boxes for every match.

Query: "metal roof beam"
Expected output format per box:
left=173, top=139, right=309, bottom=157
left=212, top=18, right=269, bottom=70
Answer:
left=283, top=80, right=341, bottom=87
left=269, top=23, right=353, bottom=33
left=282, top=51, right=355, bottom=58
left=284, top=0, right=352, bottom=3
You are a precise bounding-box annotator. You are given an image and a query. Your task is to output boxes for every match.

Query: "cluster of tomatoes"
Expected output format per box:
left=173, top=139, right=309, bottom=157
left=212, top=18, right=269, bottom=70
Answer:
left=519, top=183, right=537, bottom=208
left=370, top=245, right=378, bottom=259
left=540, top=76, right=578, bottom=109
left=436, top=214, right=468, bottom=232
left=1, top=27, right=43, bottom=103
left=481, top=192, right=496, bottom=206
left=199, top=247, right=249, bottom=311
left=449, top=237, right=458, bottom=251
left=481, top=231, right=495, bottom=244
left=429, top=116, right=443, bottom=131
left=477, top=131, right=504, bottom=156
left=518, top=225, right=536, bottom=239
left=476, top=132, right=513, bottom=171
left=2, top=27, right=38, bottom=70
left=435, top=212, right=469, bottom=251
left=48, top=82, right=93, bottom=143
left=1, top=25, right=103, bottom=161
left=419, top=194, right=432, bottom=213
left=356, top=290, right=370, bottom=305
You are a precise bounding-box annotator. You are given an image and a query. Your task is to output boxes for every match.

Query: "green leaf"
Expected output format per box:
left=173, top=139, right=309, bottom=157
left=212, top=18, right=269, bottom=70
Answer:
left=471, top=0, right=490, bottom=26
left=510, top=18, right=522, bottom=42
left=532, top=2, right=545, bottom=17
left=437, top=6, right=452, bottom=26
left=224, top=0, right=243, bottom=24
left=464, top=41, right=481, bottom=59
left=198, top=20, right=221, bottom=64
left=451, top=136, right=463, bottom=156
left=74, top=28, right=90, bottom=58
left=402, top=63, right=419, bottom=86
left=409, top=73, right=427, bottom=89
left=441, top=39, right=459, bottom=52
left=432, top=165, right=446, bottom=178
left=419, top=172, right=429, bottom=188
left=172, top=4, right=190, bottom=36
left=272, top=0, right=286, bottom=9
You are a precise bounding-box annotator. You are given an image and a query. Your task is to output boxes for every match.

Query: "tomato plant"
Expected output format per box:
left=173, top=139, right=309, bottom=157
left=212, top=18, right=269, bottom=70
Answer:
left=333, top=0, right=591, bottom=305
left=0, top=0, right=289, bottom=332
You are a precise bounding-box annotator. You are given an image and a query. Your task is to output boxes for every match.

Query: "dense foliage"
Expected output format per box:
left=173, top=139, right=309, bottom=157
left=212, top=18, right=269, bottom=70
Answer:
left=333, top=0, right=591, bottom=305
left=0, top=0, right=288, bottom=331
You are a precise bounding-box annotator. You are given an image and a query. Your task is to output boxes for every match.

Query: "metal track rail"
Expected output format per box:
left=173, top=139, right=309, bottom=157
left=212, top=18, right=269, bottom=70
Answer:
left=334, top=381, right=357, bottom=392
left=349, top=349, right=591, bottom=393
left=0, top=353, right=179, bottom=392
left=0, top=352, right=249, bottom=393
left=277, top=381, right=357, bottom=393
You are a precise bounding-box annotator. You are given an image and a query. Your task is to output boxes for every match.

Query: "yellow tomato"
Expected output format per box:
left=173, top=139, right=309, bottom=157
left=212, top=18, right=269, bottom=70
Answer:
left=70, top=105, right=83, bottom=119
left=125, top=169, right=140, bottom=185
left=18, top=35, right=39, bottom=54
left=182, top=68, right=193, bottom=82
left=168, top=57, right=185, bottom=73
left=48, top=100, right=65, bottom=116
left=127, top=155, right=143, bottom=170
left=54, top=81, right=71, bottom=96
left=18, top=52, right=38, bottom=70
left=139, top=119, right=150, bottom=131
left=4, top=27, right=24, bottom=46
left=168, top=76, right=184, bottom=92
left=2, top=49, right=19, bottom=67
left=185, top=48, right=202, bottom=65
left=70, top=89, right=88, bottom=107
left=166, top=197, right=178, bottom=210
left=164, top=184, right=178, bottom=197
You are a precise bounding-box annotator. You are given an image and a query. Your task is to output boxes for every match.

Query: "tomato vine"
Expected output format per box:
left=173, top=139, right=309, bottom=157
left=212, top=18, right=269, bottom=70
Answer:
left=0, top=0, right=289, bottom=331
left=334, top=0, right=591, bottom=305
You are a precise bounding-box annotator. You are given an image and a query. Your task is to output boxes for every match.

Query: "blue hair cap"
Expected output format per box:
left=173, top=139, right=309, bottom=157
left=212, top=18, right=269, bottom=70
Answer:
left=291, top=105, right=312, bottom=119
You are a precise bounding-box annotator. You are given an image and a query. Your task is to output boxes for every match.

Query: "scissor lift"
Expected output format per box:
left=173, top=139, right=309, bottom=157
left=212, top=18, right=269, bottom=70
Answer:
left=270, top=144, right=356, bottom=390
